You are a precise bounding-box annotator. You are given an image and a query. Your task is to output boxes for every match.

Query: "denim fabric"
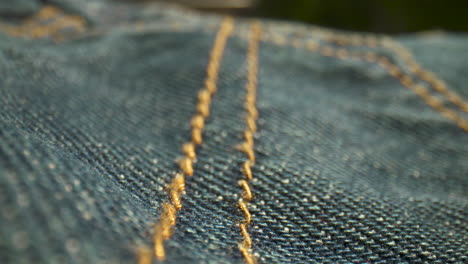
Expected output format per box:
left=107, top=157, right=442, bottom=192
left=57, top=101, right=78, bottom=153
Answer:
left=0, top=1, right=467, bottom=263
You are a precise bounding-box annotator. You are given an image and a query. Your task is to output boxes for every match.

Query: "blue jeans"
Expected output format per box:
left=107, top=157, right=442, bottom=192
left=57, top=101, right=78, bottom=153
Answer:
left=0, top=0, right=467, bottom=263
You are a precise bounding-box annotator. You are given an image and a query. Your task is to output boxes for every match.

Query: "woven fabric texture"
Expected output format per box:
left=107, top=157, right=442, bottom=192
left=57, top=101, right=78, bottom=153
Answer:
left=0, top=0, right=467, bottom=263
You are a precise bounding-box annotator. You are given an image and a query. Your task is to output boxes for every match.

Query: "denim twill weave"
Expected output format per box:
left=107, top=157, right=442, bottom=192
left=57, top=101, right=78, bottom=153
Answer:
left=0, top=0, right=467, bottom=263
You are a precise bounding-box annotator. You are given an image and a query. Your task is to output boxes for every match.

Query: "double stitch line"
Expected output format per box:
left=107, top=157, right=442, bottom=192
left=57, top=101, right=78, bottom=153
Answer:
left=263, top=24, right=468, bottom=112
left=0, top=6, right=86, bottom=40
left=321, top=33, right=468, bottom=112
left=137, top=17, right=234, bottom=263
left=262, top=35, right=468, bottom=133
left=236, top=21, right=262, bottom=264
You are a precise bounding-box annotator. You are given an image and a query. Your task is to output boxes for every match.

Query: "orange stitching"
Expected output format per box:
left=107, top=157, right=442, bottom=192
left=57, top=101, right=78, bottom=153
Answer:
left=136, top=17, right=234, bottom=263
left=263, top=35, right=468, bottom=133
left=381, top=39, right=468, bottom=112
left=34, top=6, right=62, bottom=21
left=236, top=21, right=262, bottom=264
left=136, top=246, right=152, bottom=264
left=314, top=31, right=468, bottom=112
left=0, top=6, right=86, bottom=40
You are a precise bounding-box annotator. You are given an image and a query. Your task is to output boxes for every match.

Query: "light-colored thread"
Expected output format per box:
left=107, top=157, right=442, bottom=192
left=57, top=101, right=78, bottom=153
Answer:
left=263, top=35, right=468, bottom=133
left=191, top=114, right=205, bottom=129
left=136, top=246, right=153, bottom=264
left=239, top=223, right=253, bottom=247
left=197, top=103, right=210, bottom=117
left=182, top=143, right=196, bottom=160
left=244, top=131, right=254, bottom=146
left=383, top=38, right=468, bottom=112
left=178, top=157, right=194, bottom=176
left=238, top=200, right=252, bottom=224
left=239, top=224, right=255, bottom=264
left=0, top=6, right=86, bottom=40
left=320, top=31, right=468, bottom=112
left=242, top=161, right=253, bottom=181
left=239, top=180, right=253, bottom=201
left=169, top=173, right=185, bottom=210
left=136, top=17, right=234, bottom=263
left=236, top=21, right=262, bottom=264
left=237, top=142, right=255, bottom=163
left=192, top=128, right=203, bottom=145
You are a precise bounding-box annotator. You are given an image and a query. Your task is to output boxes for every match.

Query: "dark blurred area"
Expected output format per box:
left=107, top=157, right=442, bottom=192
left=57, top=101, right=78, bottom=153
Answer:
left=158, top=0, right=468, bottom=33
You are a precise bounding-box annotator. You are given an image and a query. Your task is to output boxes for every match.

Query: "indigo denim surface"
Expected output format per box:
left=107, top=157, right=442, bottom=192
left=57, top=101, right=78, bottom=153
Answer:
left=0, top=0, right=467, bottom=263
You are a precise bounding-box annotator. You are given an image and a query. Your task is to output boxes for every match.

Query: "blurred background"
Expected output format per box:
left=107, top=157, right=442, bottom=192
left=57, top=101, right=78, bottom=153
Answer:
left=156, top=0, right=468, bottom=33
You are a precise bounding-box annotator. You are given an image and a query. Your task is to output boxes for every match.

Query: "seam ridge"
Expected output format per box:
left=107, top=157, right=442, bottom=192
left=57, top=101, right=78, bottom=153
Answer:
left=327, top=33, right=468, bottom=112
left=236, top=21, right=262, bottom=264
left=262, top=34, right=468, bottom=133
left=137, top=16, right=234, bottom=263
left=262, top=24, right=468, bottom=112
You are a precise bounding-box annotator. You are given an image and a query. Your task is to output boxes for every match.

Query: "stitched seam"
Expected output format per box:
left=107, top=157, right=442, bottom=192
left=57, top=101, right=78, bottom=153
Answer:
left=236, top=21, right=261, bottom=264
left=319, top=32, right=468, bottom=112
left=136, top=17, right=234, bottom=263
left=136, top=247, right=152, bottom=264
left=261, top=35, right=468, bottom=133
left=260, top=23, right=468, bottom=112
left=0, top=6, right=86, bottom=41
